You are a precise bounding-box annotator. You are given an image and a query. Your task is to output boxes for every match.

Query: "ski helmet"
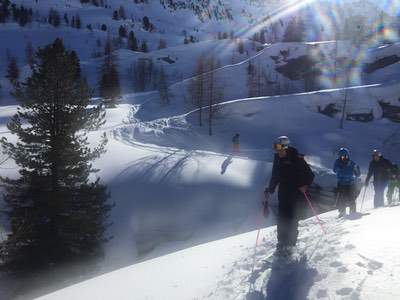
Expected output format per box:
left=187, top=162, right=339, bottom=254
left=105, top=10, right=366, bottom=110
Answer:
left=273, top=136, right=290, bottom=150
left=372, top=149, right=382, bottom=157
left=338, top=147, right=350, bottom=159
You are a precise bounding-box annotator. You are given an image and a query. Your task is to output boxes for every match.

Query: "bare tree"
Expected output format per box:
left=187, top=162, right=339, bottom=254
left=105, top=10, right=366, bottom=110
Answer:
left=188, top=55, right=205, bottom=127
left=247, top=62, right=268, bottom=97
left=158, top=65, right=170, bottom=105
left=203, top=56, right=224, bottom=136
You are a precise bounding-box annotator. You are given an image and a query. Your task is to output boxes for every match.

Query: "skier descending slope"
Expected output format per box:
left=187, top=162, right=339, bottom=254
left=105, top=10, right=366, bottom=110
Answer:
left=263, top=136, right=314, bottom=258
left=333, top=148, right=361, bottom=218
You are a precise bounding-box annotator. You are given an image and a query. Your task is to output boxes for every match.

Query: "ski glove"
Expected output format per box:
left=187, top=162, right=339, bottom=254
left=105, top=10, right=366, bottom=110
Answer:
left=264, top=187, right=273, bottom=196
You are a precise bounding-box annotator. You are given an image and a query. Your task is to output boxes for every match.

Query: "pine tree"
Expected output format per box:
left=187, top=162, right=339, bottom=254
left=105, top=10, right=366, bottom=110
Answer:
left=118, top=25, right=127, bottom=38
left=118, top=5, right=126, bottom=20
left=128, top=31, right=138, bottom=51
left=142, top=16, right=150, bottom=31
left=75, top=14, right=81, bottom=29
left=99, top=37, right=121, bottom=107
left=0, top=0, right=11, bottom=23
left=63, top=13, right=69, bottom=25
left=6, top=55, right=19, bottom=85
left=0, top=38, right=111, bottom=271
left=141, top=40, right=148, bottom=53
left=238, top=39, right=244, bottom=54
left=25, top=41, right=35, bottom=68
left=112, top=10, right=119, bottom=20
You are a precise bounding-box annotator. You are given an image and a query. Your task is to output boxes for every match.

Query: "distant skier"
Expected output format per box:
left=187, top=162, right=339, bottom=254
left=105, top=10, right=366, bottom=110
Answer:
left=387, top=164, right=400, bottom=205
left=232, top=133, right=240, bottom=154
left=263, top=136, right=314, bottom=256
left=333, top=148, right=361, bottom=218
left=365, top=150, right=393, bottom=207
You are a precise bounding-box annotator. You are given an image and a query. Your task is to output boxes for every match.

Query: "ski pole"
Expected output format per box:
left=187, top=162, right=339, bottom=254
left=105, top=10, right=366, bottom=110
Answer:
left=360, top=186, right=367, bottom=211
left=303, top=192, right=327, bottom=234
left=249, top=194, right=267, bottom=287
left=335, top=191, right=340, bottom=208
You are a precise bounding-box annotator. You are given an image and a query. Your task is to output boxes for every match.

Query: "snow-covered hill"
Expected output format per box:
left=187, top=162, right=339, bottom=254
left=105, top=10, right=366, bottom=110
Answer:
left=1, top=0, right=399, bottom=103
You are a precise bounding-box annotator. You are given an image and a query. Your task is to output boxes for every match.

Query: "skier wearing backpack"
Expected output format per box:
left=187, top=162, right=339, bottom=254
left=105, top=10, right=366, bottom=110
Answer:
left=365, top=150, right=393, bottom=208
left=263, top=136, right=314, bottom=256
left=333, top=148, right=361, bottom=218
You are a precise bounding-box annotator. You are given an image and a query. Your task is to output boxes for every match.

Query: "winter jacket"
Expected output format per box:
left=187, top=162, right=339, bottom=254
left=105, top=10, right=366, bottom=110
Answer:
left=268, top=146, right=315, bottom=193
left=366, top=157, right=393, bottom=185
left=333, top=159, right=361, bottom=186
left=232, top=135, right=240, bottom=145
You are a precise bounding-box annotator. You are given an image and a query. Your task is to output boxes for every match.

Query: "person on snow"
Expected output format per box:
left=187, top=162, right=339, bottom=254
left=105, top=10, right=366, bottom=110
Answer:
left=333, top=148, right=361, bottom=218
left=263, top=136, right=314, bottom=255
left=387, top=164, right=400, bottom=205
left=232, top=133, right=240, bottom=154
left=365, top=149, right=393, bottom=208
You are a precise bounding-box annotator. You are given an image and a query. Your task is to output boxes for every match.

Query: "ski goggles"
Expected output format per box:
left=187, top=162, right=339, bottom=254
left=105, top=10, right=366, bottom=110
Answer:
left=273, top=143, right=285, bottom=151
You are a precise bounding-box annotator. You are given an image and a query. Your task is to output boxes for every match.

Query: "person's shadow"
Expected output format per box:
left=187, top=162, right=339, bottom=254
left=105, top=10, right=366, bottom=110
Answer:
left=246, top=256, right=317, bottom=300
left=221, top=155, right=233, bottom=175
left=345, top=212, right=370, bottom=220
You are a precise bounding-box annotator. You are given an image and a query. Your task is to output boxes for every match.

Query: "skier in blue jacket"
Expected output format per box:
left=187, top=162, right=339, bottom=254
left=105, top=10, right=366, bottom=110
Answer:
left=333, top=148, right=361, bottom=217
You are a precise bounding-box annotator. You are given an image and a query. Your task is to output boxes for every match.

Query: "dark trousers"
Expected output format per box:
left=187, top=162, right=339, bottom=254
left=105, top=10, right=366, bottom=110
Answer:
left=337, top=184, right=357, bottom=213
left=374, top=182, right=387, bottom=208
left=277, top=188, right=302, bottom=248
left=277, top=213, right=299, bottom=248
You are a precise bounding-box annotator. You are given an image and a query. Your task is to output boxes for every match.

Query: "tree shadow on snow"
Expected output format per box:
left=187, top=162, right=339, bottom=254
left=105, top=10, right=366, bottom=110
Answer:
left=247, top=257, right=318, bottom=300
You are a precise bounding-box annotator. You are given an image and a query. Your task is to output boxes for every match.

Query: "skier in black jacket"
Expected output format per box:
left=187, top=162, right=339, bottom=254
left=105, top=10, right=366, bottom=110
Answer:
left=365, top=149, right=393, bottom=207
left=264, top=136, right=314, bottom=256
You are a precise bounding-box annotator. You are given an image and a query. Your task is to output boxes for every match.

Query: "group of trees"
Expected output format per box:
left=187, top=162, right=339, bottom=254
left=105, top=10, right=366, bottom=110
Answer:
left=282, top=16, right=306, bottom=42
left=0, top=39, right=111, bottom=275
left=188, top=55, right=224, bottom=136
left=62, top=12, right=82, bottom=29
left=246, top=61, right=273, bottom=98
left=0, top=1, right=33, bottom=26
left=80, top=0, right=106, bottom=6
left=217, top=31, right=234, bottom=40
left=3, top=41, right=37, bottom=92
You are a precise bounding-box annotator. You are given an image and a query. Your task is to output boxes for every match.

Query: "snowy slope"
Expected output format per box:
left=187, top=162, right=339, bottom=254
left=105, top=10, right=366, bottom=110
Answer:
left=36, top=203, right=400, bottom=300
left=136, top=41, right=400, bottom=120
